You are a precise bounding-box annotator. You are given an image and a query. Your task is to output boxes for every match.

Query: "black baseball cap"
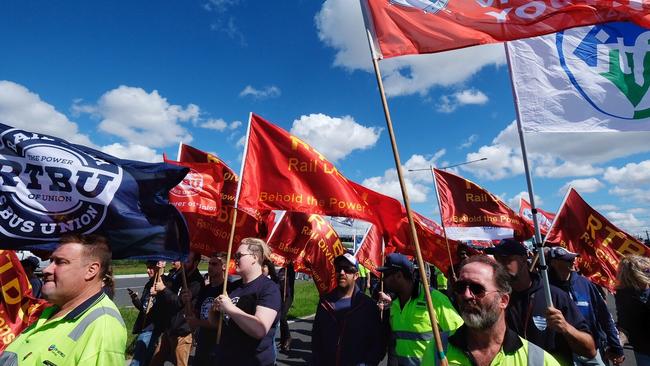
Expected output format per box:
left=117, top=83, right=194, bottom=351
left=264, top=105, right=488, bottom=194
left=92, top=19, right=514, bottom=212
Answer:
left=547, top=247, right=579, bottom=262
left=483, top=238, right=528, bottom=256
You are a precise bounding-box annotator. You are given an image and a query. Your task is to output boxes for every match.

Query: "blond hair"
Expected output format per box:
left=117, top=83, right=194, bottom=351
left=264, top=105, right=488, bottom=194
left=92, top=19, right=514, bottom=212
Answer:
left=616, top=255, right=650, bottom=291
left=240, top=237, right=272, bottom=265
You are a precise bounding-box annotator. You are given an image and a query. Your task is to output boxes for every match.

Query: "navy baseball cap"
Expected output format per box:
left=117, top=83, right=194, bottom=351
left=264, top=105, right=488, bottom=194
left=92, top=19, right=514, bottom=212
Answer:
left=483, top=238, right=528, bottom=256
left=376, top=253, right=414, bottom=273
left=547, top=247, right=579, bottom=262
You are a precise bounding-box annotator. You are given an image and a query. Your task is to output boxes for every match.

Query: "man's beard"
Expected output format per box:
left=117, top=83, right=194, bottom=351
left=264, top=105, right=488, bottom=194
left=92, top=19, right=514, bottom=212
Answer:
left=460, top=295, right=501, bottom=330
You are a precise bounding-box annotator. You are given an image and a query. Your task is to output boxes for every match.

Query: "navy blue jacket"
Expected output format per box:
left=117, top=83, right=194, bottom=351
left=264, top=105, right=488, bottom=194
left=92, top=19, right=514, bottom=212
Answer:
left=506, top=273, right=592, bottom=366
left=550, top=271, right=624, bottom=357
left=312, top=288, right=387, bottom=366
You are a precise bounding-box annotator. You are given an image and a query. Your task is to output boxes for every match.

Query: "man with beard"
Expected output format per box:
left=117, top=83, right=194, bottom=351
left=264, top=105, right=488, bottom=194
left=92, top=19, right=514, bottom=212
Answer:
left=377, top=253, right=463, bottom=366
left=311, top=252, right=386, bottom=365
left=485, top=239, right=596, bottom=365
left=422, top=256, right=560, bottom=365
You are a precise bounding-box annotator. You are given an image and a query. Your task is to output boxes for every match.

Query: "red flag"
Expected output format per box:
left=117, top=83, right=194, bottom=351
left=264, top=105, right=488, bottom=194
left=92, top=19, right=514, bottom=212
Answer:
left=355, top=225, right=384, bottom=276
left=363, top=0, right=650, bottom=58
left=0, top=250, right=48, bottom=351
left=266, top=212, right=312, bottom=274
left=239, top=114, right=399, bottom=235
left=545, top=188, right=650, bottom=291
left=519, top=198, right=556, bottom=236
left=434, top=168, right=533, bottom=241
left=267, top=212, right=345, bottom=295
left=178, top=142, right=238, bottom=205
left=176, top=144, right=268, bottom=255
left=165, top=158, right=224, bottom=217
left=389, top=210, right=460, bottom=275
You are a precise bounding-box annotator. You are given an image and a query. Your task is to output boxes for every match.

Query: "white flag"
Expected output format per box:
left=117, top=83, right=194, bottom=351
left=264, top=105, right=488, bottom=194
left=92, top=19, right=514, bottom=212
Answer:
left=508, top=22, right=650, bottom=132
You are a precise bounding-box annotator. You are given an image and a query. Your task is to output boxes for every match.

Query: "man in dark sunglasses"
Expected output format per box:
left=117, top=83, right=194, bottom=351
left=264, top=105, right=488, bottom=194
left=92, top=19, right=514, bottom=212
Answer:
left=311, top=253, right=386, bottom=366
left=484, top=239, right=596, bottom=366
left=376, top=253, right=463, bottom=365
left=422, top=256, right=560, bottom=365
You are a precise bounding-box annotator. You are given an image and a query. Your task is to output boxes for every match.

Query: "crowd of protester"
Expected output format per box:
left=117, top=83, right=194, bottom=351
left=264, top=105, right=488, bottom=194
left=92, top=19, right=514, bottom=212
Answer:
left=5, top=234, right=650, bottom=366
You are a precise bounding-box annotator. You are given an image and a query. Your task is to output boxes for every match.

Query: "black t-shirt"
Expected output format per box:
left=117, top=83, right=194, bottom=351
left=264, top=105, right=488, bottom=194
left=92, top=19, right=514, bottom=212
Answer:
left=506, top=273, right=591, bottom=365
left=194, top=283, right=225, bottom=353
left=220, top=274, right=281, bottom=366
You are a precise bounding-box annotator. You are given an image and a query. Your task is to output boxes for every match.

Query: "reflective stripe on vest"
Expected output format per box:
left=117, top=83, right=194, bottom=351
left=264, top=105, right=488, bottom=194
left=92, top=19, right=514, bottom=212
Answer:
left=527, top=340, right=544, bottom=366
left=394, top=330, right=434, bottom=341
left=68, top=306, right=125, bottom=341
left=0, top=351, right=18, bottom=366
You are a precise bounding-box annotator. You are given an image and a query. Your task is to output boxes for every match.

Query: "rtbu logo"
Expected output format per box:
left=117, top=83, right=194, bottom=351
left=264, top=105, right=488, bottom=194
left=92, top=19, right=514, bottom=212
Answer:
left=559, top=22, right=650, bottom=120
left=169, top=168, right=204, bottom=197
left=0, top=127, right=122, bottom=240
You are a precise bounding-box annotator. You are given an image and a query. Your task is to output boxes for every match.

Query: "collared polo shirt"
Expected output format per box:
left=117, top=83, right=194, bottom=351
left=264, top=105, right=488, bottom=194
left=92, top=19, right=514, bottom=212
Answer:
left=422, top=325, right=561, bottom=366
left=1, top=290, right=126, bottom=366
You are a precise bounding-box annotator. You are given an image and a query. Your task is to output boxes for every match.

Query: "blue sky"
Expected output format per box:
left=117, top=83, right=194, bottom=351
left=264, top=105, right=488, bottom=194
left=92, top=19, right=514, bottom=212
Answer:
left=1, top=0, right=649, bottom=239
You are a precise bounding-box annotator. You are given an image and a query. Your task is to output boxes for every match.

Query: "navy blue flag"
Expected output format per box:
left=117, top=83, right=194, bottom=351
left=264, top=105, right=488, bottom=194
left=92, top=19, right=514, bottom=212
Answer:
left=0, top=123, right=190, bottom=259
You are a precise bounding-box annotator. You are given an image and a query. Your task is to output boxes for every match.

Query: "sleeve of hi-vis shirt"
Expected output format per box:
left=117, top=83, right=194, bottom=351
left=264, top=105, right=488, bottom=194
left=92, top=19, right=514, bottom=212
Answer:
left=77, top=311, right=127, bottom=365
left=431, top=289, right=464, bottom=334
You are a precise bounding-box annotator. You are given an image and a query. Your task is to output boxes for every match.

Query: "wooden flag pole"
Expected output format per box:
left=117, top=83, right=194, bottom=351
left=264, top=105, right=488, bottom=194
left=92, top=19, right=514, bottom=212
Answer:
left=179, top=263, right=193, bottom=317
left=504, top=43, right=553, bottom=308
left=216, top=112, right=253, bottom=344
left=430, top=166, right=457, bottom=282
left=360, top=8, right=447, bottom=363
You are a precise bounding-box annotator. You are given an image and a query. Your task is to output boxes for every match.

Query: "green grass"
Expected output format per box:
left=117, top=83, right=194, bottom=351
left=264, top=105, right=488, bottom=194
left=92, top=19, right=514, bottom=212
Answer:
left=119, top=279, right=319, bottom=357
left=287, top=280, right=319, bottom=319
left=112, top=260, right=208, bottom=276
left=119, top=307, right=139, bottom=357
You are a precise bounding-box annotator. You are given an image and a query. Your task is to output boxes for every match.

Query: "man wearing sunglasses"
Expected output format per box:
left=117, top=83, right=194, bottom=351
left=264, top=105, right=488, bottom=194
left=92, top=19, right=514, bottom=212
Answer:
left=377, top=253, right=463, bottom=366
left=311, top=252, right=386, bottom=366
left=485, top=239, right=596, bottom=366
left=422, top=255, right=561, bottom=365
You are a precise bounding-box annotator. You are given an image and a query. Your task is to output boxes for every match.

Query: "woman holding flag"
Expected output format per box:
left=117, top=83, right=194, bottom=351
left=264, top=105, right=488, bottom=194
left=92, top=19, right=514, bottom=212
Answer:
left=211, top=237, right=281, bottom=366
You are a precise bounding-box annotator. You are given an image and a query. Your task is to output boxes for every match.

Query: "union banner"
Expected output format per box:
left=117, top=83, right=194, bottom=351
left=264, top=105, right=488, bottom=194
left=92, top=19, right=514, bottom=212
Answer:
left=363, top=0, right=650, bottom=58
left=519, top=198, right=555, bottom=236
left=267, top=212, right=344, bottom=295
left=355, top=225, right=384, bottom=276
left=545, top=188, right=650, bottom=291
left=434, top=169, right=533, bottom=241
left=176, top=144, right=270, bottom=255
left=239, top=114, right=400, bottom=236
left=0, top=250, right=48, bottom=351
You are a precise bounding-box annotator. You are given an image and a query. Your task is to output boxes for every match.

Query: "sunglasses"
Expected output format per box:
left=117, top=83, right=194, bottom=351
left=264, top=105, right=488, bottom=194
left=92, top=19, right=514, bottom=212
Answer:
left=335, top=266, right=358, bottom=274
left=452, top=281, right=498, bottom=299
left=233, top=253, right=253, bottom=261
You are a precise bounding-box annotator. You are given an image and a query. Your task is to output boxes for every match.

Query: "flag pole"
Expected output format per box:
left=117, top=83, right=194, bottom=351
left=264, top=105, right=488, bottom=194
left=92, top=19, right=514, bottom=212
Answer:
left=216, top=112, right=253, bottom=344
left=360, top=4, right=447, bottom=363
left=431, top=166, right=457, bottom=281
left=504, top=42, right=553, bottom=308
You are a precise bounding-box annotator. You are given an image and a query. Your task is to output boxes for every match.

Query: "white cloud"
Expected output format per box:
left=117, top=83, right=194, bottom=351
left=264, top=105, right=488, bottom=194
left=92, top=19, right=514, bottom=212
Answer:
left=438, top=89, right=488, bottom=113
left=239, top=85, right=281, bottom=99
left=229, top=120, right=242, bottom=129
left=459, top=134, right=478, bottom=149
left=505, top=191, right=544, bottom=211
left=0, top=81, right=94, bottom=146
left=361, top=152, right=446, bottom=203
left=93, top=86, right=196, bottom=148
left=604, top=211, right=645, bottom=235
left=603, top=160, right=650, bottom=187
left=463, top=121, right=650, bottom=180
left=200, top=118, right=228, bottom=131
left=559, top=178, right=604, bottom=195
left=594, top=204, right=619, bottom=211
left=315, top=0, right=505, bottom=97
left=290, top=113, right=381, bottom=162
left=101, top=143, right=162, bottom=163
left=609, top=186, right=650, bottom=204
